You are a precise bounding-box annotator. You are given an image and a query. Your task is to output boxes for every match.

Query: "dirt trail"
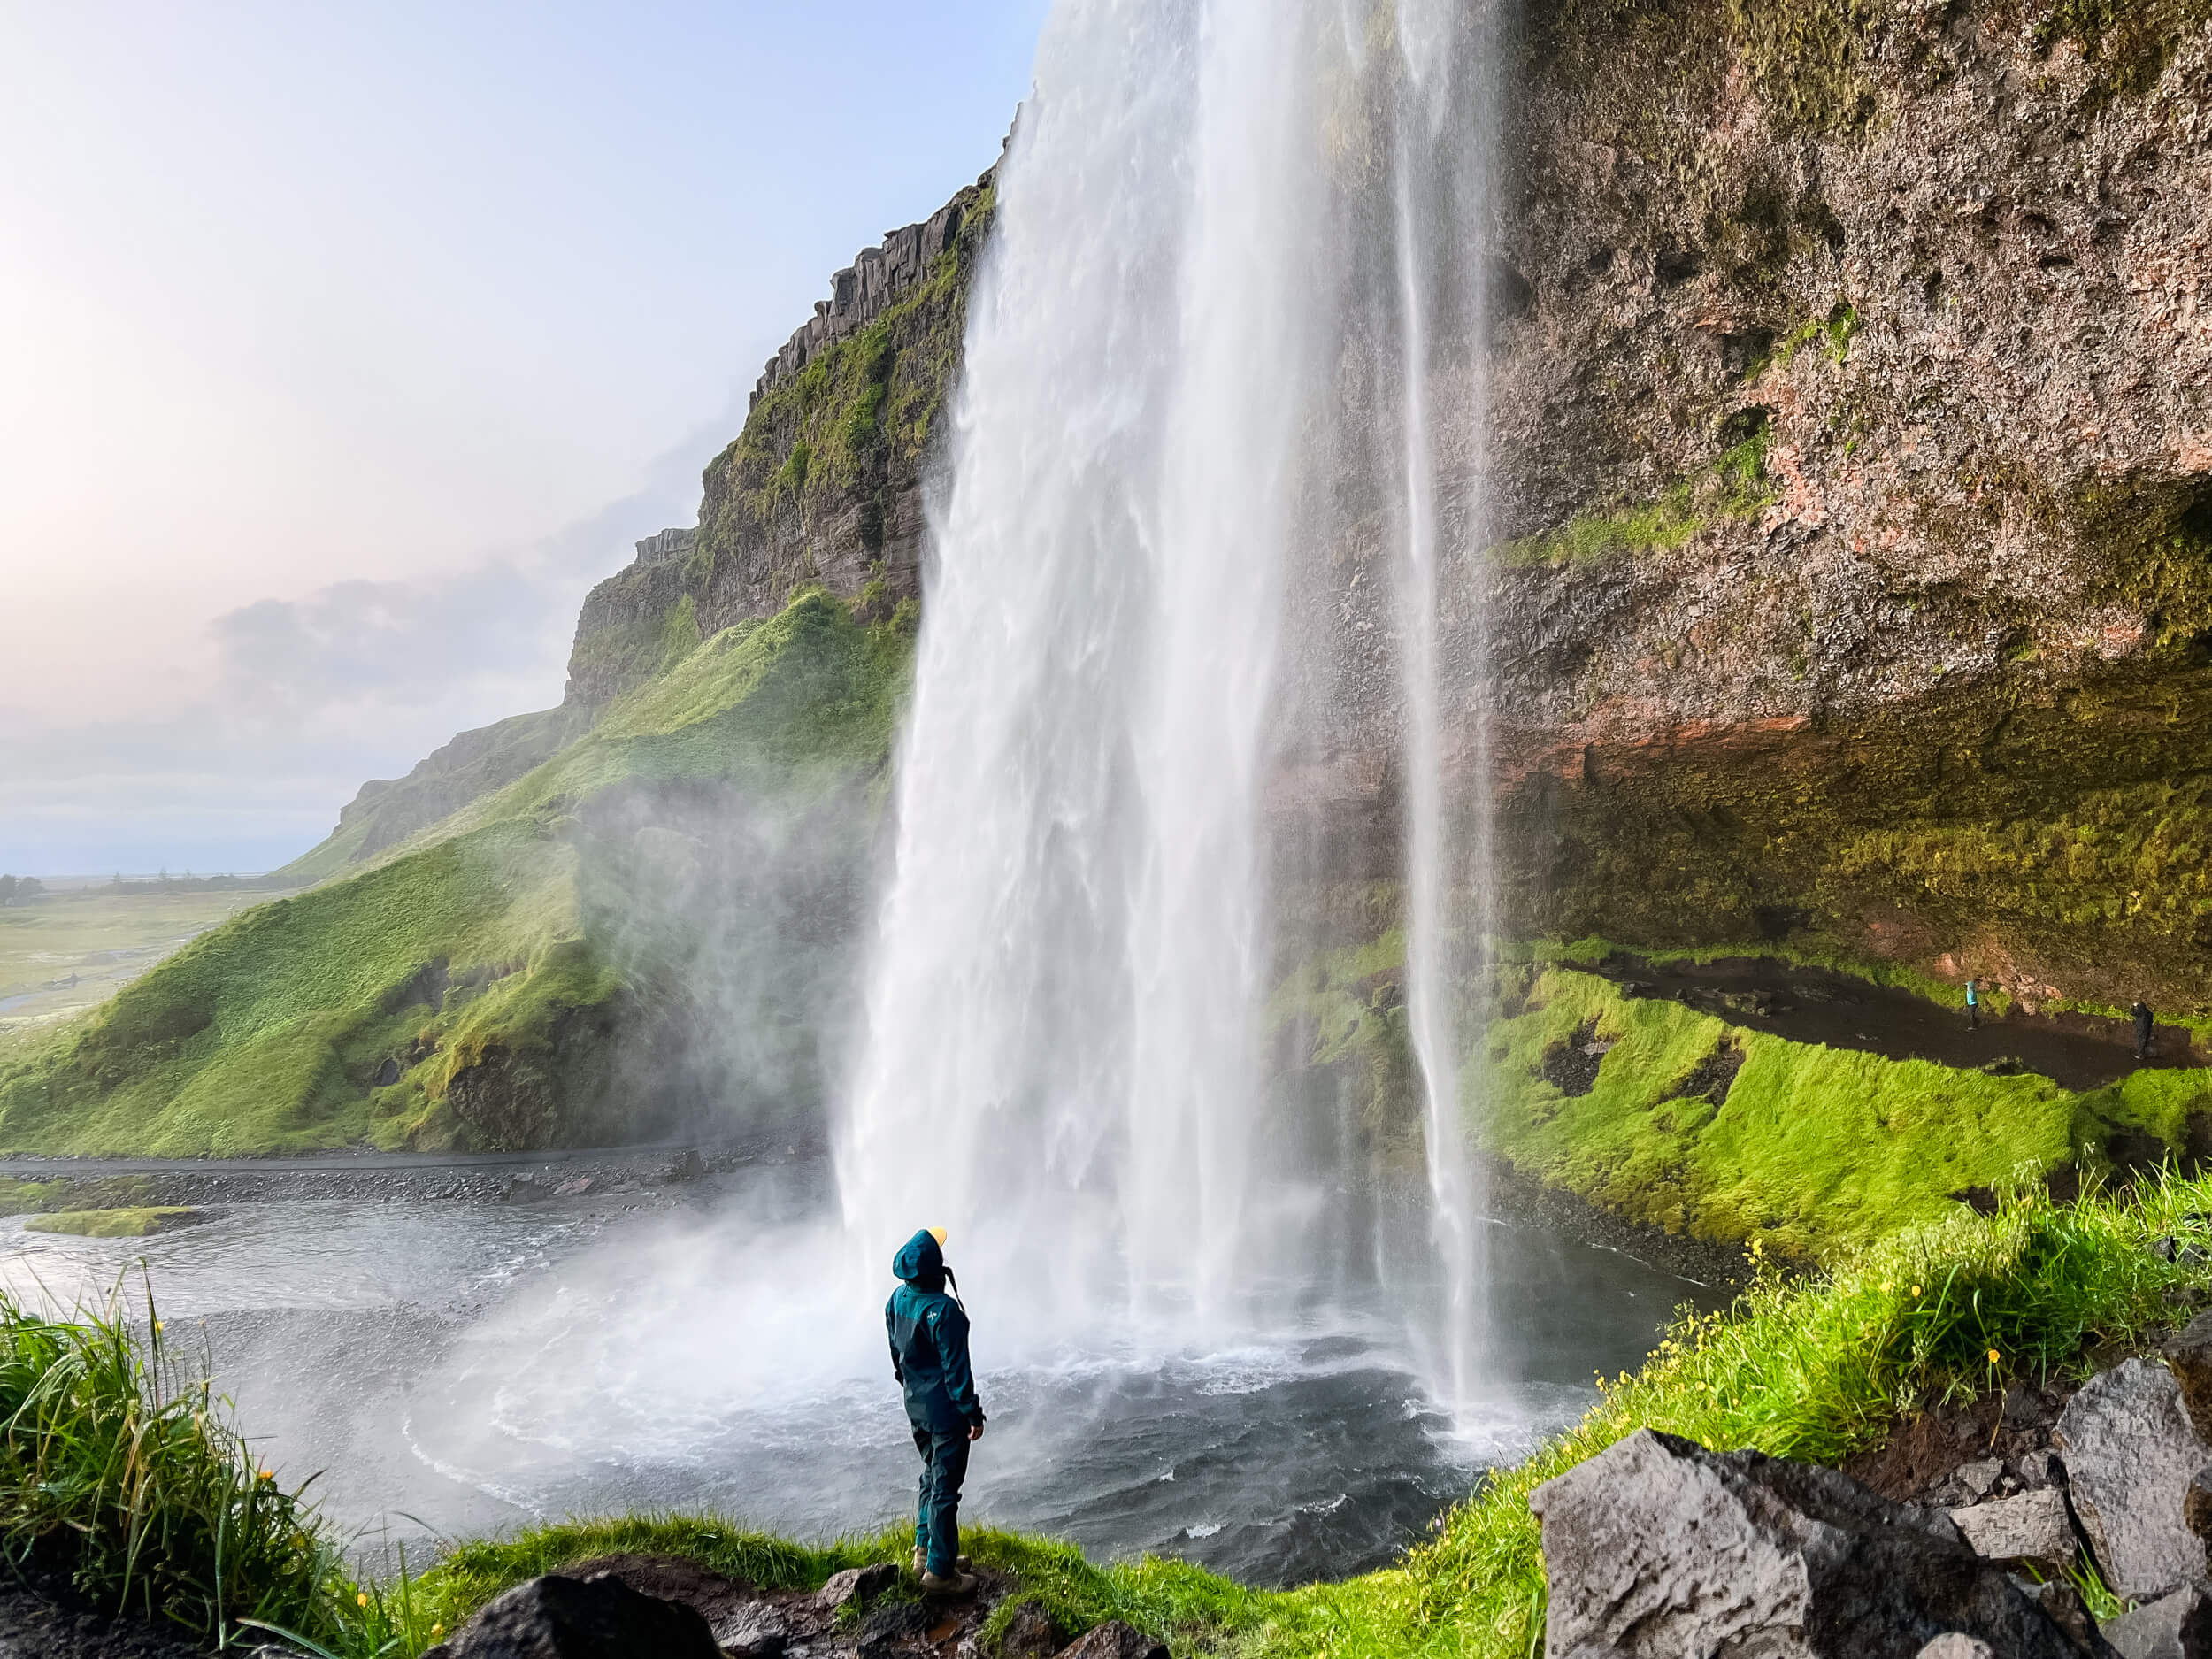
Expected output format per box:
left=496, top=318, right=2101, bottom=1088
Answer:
left=1579, top=956, right=2203, bottom=1093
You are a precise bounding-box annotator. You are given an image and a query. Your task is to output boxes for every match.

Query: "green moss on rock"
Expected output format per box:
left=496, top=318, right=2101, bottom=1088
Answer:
left=2033, top=0, right=2212, bottom=108
left=25, top=1207, right=199, bottom=1239
left=689, top=188, right=995, bottom=615
left=1493, top=419, right=1778, bottom=566
left=1479, top=968, right=2083, bottom=1256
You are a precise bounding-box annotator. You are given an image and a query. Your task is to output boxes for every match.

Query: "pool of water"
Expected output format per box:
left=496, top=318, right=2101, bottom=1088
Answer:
left=0, top=1166, right=1713, bottom=1587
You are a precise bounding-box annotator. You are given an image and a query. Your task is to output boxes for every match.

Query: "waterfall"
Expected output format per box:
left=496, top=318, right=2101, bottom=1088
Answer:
left=1391, top=0, right=1502, bottom=1415
left=839, top=0, right=1503, bottom=1394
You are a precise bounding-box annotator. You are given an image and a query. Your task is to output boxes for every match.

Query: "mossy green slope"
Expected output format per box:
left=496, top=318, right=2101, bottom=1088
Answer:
left=1281, top=936, right=2212, bottom=1262
left=1479, top=967, right=2084, bottom=1256
left=0, top=591, right=912, bottom=1155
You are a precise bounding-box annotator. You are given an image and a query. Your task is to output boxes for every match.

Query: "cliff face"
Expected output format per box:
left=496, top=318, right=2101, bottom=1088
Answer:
left=1263, top=0, right=2212, bottom=1010
left=563, top=174, right=995, bottom=710
left=1476, top=0, right=2212, bottom=1005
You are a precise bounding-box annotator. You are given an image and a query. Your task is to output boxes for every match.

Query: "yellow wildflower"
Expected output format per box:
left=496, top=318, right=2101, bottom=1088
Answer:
left=1987, top=1348, right=2001, bottom=1364
left=357, top=1592, right=370, bottom=1608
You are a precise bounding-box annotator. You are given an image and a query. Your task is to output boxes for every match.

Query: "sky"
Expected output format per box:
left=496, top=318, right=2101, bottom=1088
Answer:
left=0, top=0, right=1048, bottom=876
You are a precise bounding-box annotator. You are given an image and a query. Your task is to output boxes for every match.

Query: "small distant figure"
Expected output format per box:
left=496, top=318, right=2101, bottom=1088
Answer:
left=1964, top=977, right=1980, bottom=1031
left=887, top=1228, right=985, bottom=1594
left=2132, top=996, right=2155, bottom=1061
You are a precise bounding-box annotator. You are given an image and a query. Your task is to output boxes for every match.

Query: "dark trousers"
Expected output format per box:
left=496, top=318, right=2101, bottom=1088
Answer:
left=1967, top=1004, right=1978, bottom=1029
left=911, top=1425, right=970, bottom=1575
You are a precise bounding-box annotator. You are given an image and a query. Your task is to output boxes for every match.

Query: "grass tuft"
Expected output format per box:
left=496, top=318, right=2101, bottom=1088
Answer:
left=0, top=1276, right=352, bottom=1647
left=1249, top=1173, right=2212, bottom=1655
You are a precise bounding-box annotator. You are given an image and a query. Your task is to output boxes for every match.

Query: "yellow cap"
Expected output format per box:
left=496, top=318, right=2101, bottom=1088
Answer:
left=927, top=1227, right=949, bottom=1247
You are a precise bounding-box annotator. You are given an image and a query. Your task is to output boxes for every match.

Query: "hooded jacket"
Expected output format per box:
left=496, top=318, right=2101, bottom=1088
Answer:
left=886, top=1229, right=985, bottom=1434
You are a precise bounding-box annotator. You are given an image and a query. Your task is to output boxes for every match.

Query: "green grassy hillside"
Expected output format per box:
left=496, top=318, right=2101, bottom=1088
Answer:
left=1280, top=940, right=2212, bottom=1260
left=0, top=591, right=913, bottom=1155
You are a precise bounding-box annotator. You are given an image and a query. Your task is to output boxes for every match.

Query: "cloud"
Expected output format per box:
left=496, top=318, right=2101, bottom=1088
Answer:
left=0, top=423, right=727, bottom=877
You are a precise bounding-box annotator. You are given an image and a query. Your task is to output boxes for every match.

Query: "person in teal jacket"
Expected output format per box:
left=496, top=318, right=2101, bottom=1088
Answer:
left=887, top=1227, right=985, bottom=1592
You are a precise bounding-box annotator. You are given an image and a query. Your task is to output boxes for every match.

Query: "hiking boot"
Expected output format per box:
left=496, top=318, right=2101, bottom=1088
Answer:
left=919, top=1567, right=979, bottom=1595
left=913, top=1549, right=971, bottom=1574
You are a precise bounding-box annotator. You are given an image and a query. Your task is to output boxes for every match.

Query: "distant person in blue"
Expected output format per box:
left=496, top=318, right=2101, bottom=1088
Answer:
left=1965, top=977, right=1980, bottom=1030
left=887, top=1227, right=985, bottom=1594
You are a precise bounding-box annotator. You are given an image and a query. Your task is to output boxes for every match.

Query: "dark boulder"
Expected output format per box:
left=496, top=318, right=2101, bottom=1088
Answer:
left=715, top=1601, right=787, bottom=1658
left=1051, top=1622, right=1169, bottom=1659
left=1528, top=1428, right=2083, bottom=1657
left=995, top=1598, right=1061, bottom=1657
left=426, top=1572, right=720, bottom=1658
left=852, top=1601, right=935, bottom=1659
left=2055, top=1359, right=2208, bottom=1600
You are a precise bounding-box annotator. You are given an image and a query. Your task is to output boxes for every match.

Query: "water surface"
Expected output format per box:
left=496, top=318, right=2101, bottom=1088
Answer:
left=1, top=1168, right=1711, bottom=1586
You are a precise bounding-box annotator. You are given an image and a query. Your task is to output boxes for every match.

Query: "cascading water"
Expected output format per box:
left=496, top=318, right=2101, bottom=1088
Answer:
left=1388, top=0, right=1505, bottom=1417
left=840, top=0, right=1506, bottom=1403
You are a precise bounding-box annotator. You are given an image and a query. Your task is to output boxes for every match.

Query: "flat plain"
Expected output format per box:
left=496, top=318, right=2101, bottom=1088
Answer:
left=0, top=888, right=288, bottom=1033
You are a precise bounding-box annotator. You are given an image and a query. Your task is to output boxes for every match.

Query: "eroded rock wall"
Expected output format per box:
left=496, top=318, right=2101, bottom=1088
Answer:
left=1287, top=0, right=2212, bottom=1007
left=563, top=173, right=995, bottom=709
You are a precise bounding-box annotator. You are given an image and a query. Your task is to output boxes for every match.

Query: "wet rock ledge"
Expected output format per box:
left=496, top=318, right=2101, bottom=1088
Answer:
left=1533, top=1313, right=2212, bottom=1657
left=419, top=1553, right=1165, bottom=1659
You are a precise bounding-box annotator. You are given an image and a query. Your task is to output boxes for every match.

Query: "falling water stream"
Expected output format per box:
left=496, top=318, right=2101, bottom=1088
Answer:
left=843, top=0, right=1506, bottom=1412
left=838, top=0, right=1326, bottom=1344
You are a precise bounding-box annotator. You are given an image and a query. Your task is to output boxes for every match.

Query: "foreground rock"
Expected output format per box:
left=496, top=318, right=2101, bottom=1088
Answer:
left=1947, top=1487, right=2077, bottom=1576
left=2055, top=1360, right=2210, bottom=1601
left=428, top=1573, right=718, bottom=1658
left=1050, top=1624, right=1168, bottom=1659
left=423, top=1553, right=1159, bottom=1659
left=0, top=1577, right=203, bottom=1659
left=1530, top=1428, right=2085, bottom=1657
left=2099, top=1583, right=2212, bottom=1659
